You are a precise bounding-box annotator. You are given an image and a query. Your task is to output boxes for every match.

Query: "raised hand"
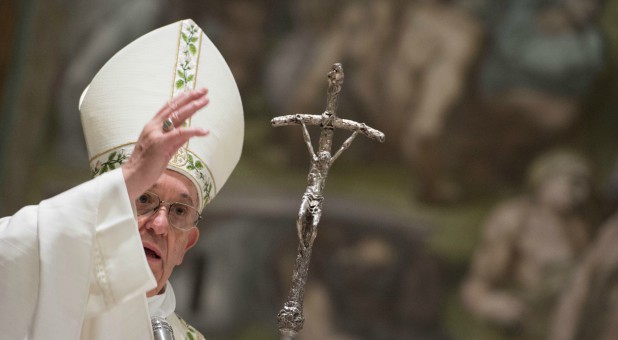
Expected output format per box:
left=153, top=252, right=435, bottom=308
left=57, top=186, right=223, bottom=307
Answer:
left=122, top=88, right=210, bottom=201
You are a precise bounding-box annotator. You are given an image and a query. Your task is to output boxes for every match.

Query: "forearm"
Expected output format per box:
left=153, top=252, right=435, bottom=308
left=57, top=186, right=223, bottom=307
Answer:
left=462, top=278, right=525, bottom=326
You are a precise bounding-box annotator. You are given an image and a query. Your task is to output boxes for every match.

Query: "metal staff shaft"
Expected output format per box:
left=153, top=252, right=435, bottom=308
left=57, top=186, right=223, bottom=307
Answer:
left=272, top=63, right=385, bottom=339
left=277, top=243, right=314, bottom=339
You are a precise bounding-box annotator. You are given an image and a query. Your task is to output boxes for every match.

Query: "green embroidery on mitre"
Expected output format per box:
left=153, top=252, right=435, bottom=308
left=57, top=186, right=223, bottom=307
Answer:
left=90, top=147, right=130, bottom=177
left=168, top=147, right=216, bottom=211
left=173, top=20, right=202, bottom=94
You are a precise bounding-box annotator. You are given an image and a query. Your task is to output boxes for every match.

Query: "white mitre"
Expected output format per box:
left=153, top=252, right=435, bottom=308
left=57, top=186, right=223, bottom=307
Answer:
left=80, top=19, right=244, bottom=211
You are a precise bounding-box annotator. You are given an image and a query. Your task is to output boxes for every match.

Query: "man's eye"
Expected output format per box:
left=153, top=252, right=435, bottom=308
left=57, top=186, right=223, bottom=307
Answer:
left=137, top=194, right=150, bottom=204
left=172, top=205, right=188, bottom=216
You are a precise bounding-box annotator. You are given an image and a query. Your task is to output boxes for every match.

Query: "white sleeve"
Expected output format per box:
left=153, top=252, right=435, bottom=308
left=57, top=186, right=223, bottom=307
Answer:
left=0, top=168, right=156, bottom=339
left=85, top=168, right=157, bottom=315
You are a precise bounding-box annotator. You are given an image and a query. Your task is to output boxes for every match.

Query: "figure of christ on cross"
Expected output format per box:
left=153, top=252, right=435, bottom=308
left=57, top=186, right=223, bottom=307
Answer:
left=296, top=115, right=359, bottom=249
left=271, top=63, right=384, bottom=339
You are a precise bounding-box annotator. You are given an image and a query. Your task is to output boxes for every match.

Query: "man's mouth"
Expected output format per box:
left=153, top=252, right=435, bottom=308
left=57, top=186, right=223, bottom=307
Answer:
left=144, top=246, right=161, bottom=259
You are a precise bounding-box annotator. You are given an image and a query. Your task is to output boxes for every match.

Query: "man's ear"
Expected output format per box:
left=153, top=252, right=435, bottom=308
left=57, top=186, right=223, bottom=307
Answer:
left=186, top=227, right=199, bottom=251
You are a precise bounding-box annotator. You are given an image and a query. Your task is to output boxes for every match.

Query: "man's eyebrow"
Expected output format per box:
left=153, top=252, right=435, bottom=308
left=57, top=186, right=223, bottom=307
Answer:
left=179, top=192, right=195, bottom=206
left=148, top=185, right=195, bottom=206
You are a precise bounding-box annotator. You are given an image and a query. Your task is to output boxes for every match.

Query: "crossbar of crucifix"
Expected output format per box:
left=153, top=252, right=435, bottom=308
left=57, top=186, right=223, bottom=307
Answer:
left=271, top=63, right=385, bottom=340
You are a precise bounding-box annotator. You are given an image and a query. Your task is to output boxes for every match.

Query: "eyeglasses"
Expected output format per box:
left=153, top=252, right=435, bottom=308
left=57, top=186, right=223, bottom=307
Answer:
left=135, top=191, right=201, bottom=230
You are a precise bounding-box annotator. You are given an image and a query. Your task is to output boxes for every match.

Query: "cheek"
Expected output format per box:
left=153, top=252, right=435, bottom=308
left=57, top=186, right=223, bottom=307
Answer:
left=570, top=185, right=590, bottom=205
left=544, top=179, right=569, bottom=199
left=552, top=187, right=573, bottom=206
left=167, top=234, right=189, bottom=266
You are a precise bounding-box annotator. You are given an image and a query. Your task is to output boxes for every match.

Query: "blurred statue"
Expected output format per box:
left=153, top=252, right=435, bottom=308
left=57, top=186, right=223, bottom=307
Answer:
left=461, top=150, right=596, bottom=339
left=386, top=0, right=483, bottom=203
left=549, top=211, right=618, bottom=340
left=603, top=152, right=618, bottom=210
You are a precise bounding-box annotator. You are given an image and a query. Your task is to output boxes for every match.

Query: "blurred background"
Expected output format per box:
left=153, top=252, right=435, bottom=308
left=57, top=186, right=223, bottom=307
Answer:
left=1, top=0, right=618, bottom=339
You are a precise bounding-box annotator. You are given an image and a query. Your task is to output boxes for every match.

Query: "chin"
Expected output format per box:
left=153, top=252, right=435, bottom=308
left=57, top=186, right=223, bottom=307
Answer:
left=146, top=286, right=161, bottom=298
left=147, top=266, right=164, bottom=287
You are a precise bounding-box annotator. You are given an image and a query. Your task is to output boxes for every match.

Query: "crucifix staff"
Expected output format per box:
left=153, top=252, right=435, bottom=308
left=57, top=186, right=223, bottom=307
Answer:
left=271, top=63, right=385, bottom=340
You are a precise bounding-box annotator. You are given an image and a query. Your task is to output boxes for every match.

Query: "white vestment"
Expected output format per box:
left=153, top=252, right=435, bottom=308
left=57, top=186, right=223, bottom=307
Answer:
left=0, top=169, right=159, bottom=339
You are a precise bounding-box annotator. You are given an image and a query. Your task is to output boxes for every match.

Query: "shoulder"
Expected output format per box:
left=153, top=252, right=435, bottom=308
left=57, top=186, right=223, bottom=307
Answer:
left=168, top=313, right=206, bottom=340
left=590, top=213, right=618, bottom=255
left=481, top=197, right=530, bottom=241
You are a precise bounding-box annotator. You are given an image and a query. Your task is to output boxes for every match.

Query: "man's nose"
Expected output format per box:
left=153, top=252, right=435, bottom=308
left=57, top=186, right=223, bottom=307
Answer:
left=146, top=208, right=170, bottom=235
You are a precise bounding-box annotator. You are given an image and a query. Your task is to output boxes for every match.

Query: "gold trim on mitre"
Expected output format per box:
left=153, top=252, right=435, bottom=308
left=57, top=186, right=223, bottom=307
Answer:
left=167, top=148, right=217, bottom=207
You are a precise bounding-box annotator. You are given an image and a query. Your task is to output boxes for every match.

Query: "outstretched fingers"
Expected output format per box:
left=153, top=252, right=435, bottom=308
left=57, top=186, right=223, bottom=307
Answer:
left=155, top=88, right=208, bottom=121
left=164, top=126, right=210, bottom=152
left=171, top=94, right=210, bottom=129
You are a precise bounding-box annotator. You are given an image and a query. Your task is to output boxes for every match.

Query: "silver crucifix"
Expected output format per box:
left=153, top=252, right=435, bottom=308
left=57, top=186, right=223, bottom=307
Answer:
left=271, top=63, right=385, bottom=339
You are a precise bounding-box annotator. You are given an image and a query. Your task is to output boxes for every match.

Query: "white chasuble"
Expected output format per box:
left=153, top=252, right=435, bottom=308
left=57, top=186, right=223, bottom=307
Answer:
left=0, top=169, right=157, bottom=339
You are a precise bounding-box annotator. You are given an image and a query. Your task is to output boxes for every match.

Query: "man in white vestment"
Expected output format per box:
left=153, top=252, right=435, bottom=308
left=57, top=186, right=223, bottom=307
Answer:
left=0, top=19, right=244, bottom=340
